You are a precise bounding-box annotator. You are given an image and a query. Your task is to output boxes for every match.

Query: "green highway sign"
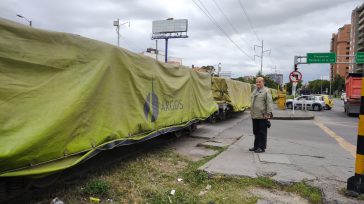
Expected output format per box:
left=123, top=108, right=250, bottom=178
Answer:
left=307, top=52, right=336, bottom=64
left=356, top=52, right=364, bottom=64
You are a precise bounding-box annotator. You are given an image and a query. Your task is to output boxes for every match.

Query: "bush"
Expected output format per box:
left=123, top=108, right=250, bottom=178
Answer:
left=82, top=179, right=110, bottom=196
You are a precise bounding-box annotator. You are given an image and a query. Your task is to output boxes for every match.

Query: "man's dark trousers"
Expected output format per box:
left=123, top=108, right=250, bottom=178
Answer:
left=252, top=119, right=268, bottom=150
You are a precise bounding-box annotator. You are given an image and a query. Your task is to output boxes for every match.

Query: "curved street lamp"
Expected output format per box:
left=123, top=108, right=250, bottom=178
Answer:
left=113, top=18, right=130, bottom=47
left=16, top=14, right=32, bottom=27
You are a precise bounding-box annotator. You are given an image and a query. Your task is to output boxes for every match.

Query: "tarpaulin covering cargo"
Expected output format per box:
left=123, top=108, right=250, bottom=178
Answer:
left=0, top=18, right=217, bottom=177
left=269, top=88, right=278, bottom=100
left=251, top=85, right=277, bottom=101
left=211, top=77, right=251, bottom=112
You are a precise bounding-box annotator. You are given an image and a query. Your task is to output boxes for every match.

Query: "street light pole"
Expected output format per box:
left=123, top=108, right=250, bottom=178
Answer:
left=113, top=19, right=130, bottom=48
left=16, top=14, right=32, bottom=27
left=329, top=77, right=332, bottom=95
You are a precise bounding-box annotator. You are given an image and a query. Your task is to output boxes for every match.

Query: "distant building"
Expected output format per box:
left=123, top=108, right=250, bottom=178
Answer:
left=218, top=71, right=232, bottom=78
left=330, top=24, right=351, bottom=80
left=142, top=48, right=182, bottom=65
left=350, top=3, right=364, bottom=73
left=266, top=73, right=283, bottom=85
left=166, top=57, right=183, bottom=65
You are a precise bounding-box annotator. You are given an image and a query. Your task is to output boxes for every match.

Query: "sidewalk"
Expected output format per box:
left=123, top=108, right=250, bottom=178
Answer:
left=197, top=115, right=358, bottom=203
left=168, top=113, right=248, bottom=161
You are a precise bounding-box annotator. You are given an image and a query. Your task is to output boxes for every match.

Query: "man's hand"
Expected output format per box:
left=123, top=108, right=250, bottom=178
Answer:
left=263, top=112, right=272, bottom=119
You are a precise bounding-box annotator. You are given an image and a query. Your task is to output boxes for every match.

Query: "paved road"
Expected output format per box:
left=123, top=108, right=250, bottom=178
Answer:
left=198, top=109, right=358, bottom=203
left=313, top=98, right=359, bottom=146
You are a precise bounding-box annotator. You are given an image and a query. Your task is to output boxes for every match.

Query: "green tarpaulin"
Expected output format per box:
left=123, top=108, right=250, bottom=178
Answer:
left=251, top=85, right=278, bottom=101
left=211, top=77, right=251, bottom=112
left=269, top=88, right=278, bottom=100
left=270, top=89, right=278, bottom=100
left=0, top=18, right=217, bottom=177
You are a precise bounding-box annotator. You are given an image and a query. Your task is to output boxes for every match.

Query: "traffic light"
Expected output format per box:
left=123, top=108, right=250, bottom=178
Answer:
left=294, top=64, right=298, bottom=71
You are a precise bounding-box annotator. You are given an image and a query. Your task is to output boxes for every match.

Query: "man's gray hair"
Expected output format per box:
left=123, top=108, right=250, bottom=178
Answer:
left=256, top=77, right=264, bottom=82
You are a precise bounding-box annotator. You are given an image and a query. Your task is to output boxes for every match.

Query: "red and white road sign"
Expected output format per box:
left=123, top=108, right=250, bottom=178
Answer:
left=289, top=71, right=302, bottom=82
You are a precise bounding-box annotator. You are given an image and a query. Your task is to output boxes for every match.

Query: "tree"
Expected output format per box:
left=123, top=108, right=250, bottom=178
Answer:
left=235, top=72, right=278, bottom=89
left=263, top=76, right=279, bottom=89
left=284, top=81, right=302, bottom=95
left=307, top=79, right=330, bottom=94
left=235, top=77, right=250, bottom=83
left=332, top=75, right=345, bottom=94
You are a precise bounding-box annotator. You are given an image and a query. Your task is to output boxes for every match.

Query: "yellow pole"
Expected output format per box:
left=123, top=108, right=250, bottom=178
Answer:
left=347, top=72, right=364, bottom=195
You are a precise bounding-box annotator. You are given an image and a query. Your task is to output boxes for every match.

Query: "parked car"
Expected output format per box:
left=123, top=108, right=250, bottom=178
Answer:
left=314, top=94, right=333, bottom=110
left=286, top=95, right=325, bottom=111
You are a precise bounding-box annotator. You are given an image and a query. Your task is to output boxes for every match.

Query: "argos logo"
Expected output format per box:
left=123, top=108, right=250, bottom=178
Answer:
left=143, top=92, right=159, bottom=122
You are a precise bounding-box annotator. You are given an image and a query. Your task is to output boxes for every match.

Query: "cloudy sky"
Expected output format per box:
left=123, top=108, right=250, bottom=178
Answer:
left=1, top=0, right=362, bottom=83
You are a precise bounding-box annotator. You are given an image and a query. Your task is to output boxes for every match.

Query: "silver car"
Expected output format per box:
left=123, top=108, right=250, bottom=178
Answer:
left=286, top=95, right=325, bottom=111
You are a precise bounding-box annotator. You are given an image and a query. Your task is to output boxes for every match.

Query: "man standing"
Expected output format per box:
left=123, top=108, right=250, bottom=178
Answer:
left=249, top=77, right=273, bottom=153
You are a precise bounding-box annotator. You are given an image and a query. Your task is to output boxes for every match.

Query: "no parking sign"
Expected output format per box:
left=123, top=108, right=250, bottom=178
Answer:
left=289, top=71, right=302, bottom=82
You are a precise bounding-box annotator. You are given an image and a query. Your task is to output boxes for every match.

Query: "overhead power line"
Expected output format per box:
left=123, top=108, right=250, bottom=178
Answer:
left=211, top=0, right=253, bottom=52
left=192, top=0, right=255, bottom=62
left=236, top=0, right=276, bottom=73
left=237, top=0, right=260, bottom=43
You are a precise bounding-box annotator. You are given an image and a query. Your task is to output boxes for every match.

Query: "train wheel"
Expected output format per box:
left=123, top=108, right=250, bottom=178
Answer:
left=0, top=181, right=6, bottom=201
left=190, top=123, right=197, bottom=131
left=208, top=116, right=216, bottom=124
left=30, top=172, right=61, bottom=188
left=173, top=130, right=183, bottom=138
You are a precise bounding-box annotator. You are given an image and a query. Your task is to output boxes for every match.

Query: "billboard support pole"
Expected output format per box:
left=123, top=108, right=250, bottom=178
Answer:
left=165, top=38, right=168, bottom=63
left=155, top=40, right=158, bottom=61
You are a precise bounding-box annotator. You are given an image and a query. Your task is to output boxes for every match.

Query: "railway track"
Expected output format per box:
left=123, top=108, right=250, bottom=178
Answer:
left=1, top=124, right=196, bottom=203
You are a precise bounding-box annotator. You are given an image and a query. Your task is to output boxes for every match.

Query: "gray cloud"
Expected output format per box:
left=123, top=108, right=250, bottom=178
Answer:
left=0, top=0, right=362, bottom=83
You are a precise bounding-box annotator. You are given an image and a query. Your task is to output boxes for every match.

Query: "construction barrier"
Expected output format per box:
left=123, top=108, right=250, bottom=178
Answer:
left=277, top=93, right=286, bottom=110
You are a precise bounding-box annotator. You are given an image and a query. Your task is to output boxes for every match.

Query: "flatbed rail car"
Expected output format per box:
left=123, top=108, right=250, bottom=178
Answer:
left=210, top=77, right=251, bottom=121
left=0, top=17, right=218, bottom=181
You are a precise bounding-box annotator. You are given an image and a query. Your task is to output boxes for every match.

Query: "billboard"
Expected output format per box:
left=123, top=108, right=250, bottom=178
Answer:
left=152, top=19, right=188, bottom=34
left=219, top=71, right=232, bottom=78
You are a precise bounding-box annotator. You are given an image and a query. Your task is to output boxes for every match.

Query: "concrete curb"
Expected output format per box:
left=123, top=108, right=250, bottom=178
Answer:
left=272, top=115, right=314, bottom=120
left=272, top=108, right=315, bottom=120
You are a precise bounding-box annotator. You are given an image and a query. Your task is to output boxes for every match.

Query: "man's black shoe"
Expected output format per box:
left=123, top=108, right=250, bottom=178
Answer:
left=249, top=147, right=257, bottom=151
left=254, top=148, right=265, bottom=153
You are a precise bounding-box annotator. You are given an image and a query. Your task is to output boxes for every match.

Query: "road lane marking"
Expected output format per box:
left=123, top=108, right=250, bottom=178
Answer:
left=320, top=121, right=357, bottom=128
left=314, top=120, right=356, bottom=158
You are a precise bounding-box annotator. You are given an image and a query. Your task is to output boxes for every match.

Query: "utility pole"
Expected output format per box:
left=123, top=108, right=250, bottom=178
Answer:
left=272, top=65, right=278, bottom=74
left=254, top=40, right=271, bottom=74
